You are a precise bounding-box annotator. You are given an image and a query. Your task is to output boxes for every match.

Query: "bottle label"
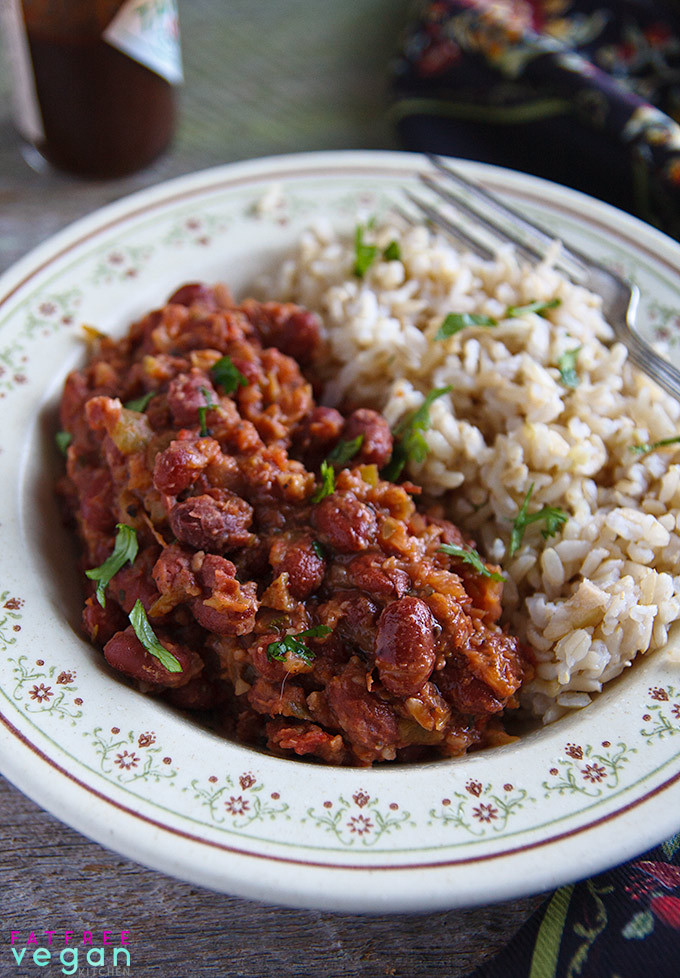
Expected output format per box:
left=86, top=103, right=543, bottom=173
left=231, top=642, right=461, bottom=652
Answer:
left=0, top=0, right=44, bottom=141
left=103, top=0, right=183, bottom=85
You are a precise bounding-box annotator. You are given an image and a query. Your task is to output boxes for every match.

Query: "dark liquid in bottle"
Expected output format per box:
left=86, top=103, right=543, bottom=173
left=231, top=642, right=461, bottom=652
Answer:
left=26, top=29, right=176, bottom=178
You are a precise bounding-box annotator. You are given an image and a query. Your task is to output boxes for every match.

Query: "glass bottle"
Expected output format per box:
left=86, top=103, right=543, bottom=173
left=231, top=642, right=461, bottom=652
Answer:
left=1, top=0, right=183, bottom=178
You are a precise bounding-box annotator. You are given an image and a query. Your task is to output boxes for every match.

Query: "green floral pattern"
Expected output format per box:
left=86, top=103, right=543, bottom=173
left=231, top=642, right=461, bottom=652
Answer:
left=184, top=771, right=289, bottom=828
left=430, top=780, right=533, bottom=835
left=304, top=789, right=412, bottom=847
left=85, top=726, right=178, bottom=785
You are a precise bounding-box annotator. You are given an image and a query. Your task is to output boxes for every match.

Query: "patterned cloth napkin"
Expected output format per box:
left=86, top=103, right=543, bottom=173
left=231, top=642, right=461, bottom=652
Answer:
left=467, top=835, right=680, bottom=977
left=391, top=2, right=680, bottom=972
left=391, top=0, right=680, bottom=239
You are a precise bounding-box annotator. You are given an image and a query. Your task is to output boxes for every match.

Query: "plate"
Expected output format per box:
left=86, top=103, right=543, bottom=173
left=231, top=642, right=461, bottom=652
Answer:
left=1, top=150, right=680, bottom=913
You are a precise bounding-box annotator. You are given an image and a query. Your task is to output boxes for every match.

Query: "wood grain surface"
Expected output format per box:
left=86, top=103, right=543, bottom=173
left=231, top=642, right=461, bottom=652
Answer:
left=0, top=2, right=547, bottom=973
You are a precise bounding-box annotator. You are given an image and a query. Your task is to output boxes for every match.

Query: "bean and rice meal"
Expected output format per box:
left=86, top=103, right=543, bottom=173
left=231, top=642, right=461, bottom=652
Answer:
left=57, top=215, right=680, bottom=765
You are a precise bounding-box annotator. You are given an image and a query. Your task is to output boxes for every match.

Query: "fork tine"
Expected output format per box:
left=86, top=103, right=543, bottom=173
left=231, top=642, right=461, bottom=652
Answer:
left=426, top=156, right=590, bottom=283
left=420, top=172, right=546, bottom=268
left=403, top=191, right=495, bottom=260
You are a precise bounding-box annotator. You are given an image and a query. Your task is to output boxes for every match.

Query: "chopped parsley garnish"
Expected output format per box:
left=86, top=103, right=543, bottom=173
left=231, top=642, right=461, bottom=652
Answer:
left=383, top=240, right=401, bottom=261
left=438, top=543, right=506, bottom=582
left=86, top=523, right=138, bottom=607
left=382, top=386, right=452, bottom=482
left=124, top=391, right=155, bottom=412
left=325, top=434, right=364, bottom=468
left=435, top=312, right=497, bottom=340
left=353, top=224, right=378, bottom=278
left=509, top=484, right=568, bottom=557
left=558, top=347, right=581, bottom=388
left=311, top=460, right=335, bottom=503
left=55, top=430, right=72, bottom=455
left=197, top=386, right=216, bottom=437
left=266, top=625, right=332, bottom=665
left=506, top=298, right=561, bottom=318
left=630, top=435, right=680, bottom=457
left=210, top=355, right=248, bottom=394
left=311, top=540, right=326, bottom=560
left=129, top=599, right=182, bottom=673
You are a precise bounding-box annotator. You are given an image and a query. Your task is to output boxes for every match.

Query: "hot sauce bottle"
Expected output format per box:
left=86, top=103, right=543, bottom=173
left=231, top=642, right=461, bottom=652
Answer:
left=1, top=0, right=183, bottom=178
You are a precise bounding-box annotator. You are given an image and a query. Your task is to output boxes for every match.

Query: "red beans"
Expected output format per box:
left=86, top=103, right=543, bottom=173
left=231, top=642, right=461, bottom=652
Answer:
left=347, top=553, right=410, bottom=599
left=61, top=280, right=528, bottom=766
left=153, top=437, right=221, bottom=494
left=169, top=489, right=253, bottom=552
left=343, top=408, right=393, bottom=467
left=103, top=625, right=202, bottom=688
left=268, top=533, right=325, bottom=599
left=239, top=298, right=321, bottom=365
left=292, top=406, right=344, bottom=462
left=312, top=491, right=377, bottom=553
left=167, top=283, right=219, bottom=308
left=167, top=369, right=217, bottom=427
left=191, top=554, right=258, bottom=635
left=327, top=659, right=399, bottom=760
left=375, top=596, right=437, bottom=696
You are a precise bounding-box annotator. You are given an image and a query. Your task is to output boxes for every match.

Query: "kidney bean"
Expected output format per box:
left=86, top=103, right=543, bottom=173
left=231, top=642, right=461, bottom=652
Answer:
left=269, top=532, right=325, bottom=599
left=343, top=408, right=393, bottom=468
left=375, top=596, right=437, bottom=697
left=347, top=553, right=410, bottom=599
left=292, top=406, right=344, bottom=461
left=167, top=283, right=219, bottom=308
left=326, top=658, right=399, bottom=760
left=169, top=489, right=253, bottom=552
left=435, top=655, right=504, bottom=715
left=111, top=546, right=161, bottom=614
left=239, top=298, right=321, bottom=365
left=81, top=594, right=127, bottom=645
left=153, top=437, right=222, bottom=494
left=312, top=491, right=377, bottom=553
left=191, top=554, right=258, bottom=635
left=167, top=369, right=217, bottom=427
left=103, top=625, right=202, bottom=688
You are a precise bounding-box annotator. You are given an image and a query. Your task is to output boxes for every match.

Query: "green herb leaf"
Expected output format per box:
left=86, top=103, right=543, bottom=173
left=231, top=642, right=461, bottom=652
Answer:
left=124, top=391, right=155, bottom=412
left=558, top=347, right=581, bottom=388
left=435, top=312, right=497, bottom=340
left=197, top=386, right=216, bottom=437
left=382, top=386, right=452, bottom=482
left=85, top=523, right=139, bottom=607
left=210, top=355, right=248, bottom=394
left=353, top=225, right=378, bottom=278
left=311, top=460, right=335, bottom=503
left=311, top=540, right=326, bottom=560
left=630, top=435, right=680, bottom=457
left=325, top=434, right=364, bottom=468
left=506, top=298, right=561, bottom=318
left=438, top=543, right=506, bottom=582
left=266, top=625, right=332, bottom=665
left=383, top=240, right=401, bottom=261
left=509, top=484, right=568, bottom=557
left=129, top=599, right=182, bottom=673
left=55, top=430, right=72, bottom=455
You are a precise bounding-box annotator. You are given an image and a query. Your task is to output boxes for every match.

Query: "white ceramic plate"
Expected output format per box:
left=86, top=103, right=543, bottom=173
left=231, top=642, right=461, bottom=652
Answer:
left=2, top=150, right=680, bottom=913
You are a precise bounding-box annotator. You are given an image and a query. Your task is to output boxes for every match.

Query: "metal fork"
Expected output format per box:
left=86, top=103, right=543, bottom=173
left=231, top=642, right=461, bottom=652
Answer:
left=403, top=155, right=680, bottom=403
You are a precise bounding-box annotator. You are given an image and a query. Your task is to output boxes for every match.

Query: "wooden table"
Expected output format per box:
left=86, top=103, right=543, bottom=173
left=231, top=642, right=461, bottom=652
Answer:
left=0, top=2, right=545, bottom=973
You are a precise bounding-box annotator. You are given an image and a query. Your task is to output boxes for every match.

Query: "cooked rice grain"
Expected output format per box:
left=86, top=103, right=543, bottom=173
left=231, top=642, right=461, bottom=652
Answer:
left=264, top=220, right=680, bottom=722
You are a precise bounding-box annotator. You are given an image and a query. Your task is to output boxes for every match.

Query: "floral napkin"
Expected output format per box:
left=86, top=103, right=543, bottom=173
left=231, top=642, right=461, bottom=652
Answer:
left=391, top=0, right=680, bottom=238
left=467, top=834, right=680, bottom=977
